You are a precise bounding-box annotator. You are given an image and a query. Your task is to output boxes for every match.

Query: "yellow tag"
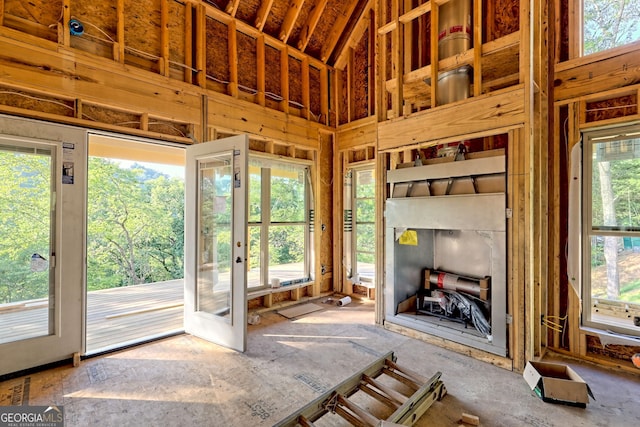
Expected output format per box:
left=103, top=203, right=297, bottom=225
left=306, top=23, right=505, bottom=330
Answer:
left=399, top=230, right=418, bottom=246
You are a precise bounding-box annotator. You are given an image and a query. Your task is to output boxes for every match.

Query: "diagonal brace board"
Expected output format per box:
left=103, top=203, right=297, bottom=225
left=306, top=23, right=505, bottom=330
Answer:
left=273, top=351, right=446, bottom=426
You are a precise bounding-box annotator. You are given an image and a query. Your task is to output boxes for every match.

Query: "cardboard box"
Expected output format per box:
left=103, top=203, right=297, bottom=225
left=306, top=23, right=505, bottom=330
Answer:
left=523, top=361, right=595, bottom=408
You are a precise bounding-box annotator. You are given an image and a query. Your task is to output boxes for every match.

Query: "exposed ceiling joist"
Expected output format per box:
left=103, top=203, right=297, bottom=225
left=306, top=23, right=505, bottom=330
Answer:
left=320, top=0, right=361, bottom=62
left=296, top=0, right=328, bottom=51
left=279, top=0, right=306, bottom=42
left=254, top=0, right=275, bottom=31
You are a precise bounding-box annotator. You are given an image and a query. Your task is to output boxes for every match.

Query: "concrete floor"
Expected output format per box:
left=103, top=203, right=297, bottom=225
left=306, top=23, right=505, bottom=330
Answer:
left=1, top=298, right=638, bottom=426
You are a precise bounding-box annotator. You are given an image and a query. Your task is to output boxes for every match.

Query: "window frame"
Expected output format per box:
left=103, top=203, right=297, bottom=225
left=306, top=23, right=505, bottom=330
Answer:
left=347, top=164, right=376, bottom=283
left=581, top=123, right=640, bottom=336
left=247, top=154, right=312, bottom=290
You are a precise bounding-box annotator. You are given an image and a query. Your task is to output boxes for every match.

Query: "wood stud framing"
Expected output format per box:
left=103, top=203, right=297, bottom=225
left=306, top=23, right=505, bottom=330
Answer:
left=3, top=0, right=637, bottom=373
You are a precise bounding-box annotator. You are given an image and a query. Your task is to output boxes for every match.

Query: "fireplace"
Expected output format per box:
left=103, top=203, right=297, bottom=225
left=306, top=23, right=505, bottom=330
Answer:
left=384, top=152, right=508, bottom=356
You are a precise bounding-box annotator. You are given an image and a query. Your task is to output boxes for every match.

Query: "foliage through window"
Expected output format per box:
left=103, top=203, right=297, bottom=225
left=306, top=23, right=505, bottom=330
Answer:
left=583, top=0, right=640, bottom=56
left=87, top=148, right=185, bottom=291
left=582, top=125, right=640, bottom=336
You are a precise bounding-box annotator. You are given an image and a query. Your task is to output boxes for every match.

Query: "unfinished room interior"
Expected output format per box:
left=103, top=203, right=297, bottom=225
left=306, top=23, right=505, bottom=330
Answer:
left=0, top=0, right=639, bottom=425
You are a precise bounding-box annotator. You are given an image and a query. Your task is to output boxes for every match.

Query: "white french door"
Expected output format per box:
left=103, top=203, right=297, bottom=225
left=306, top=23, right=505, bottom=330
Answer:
left=184, top=135, right=248, bottom=351
left=0, top=128, right=84, bottom=376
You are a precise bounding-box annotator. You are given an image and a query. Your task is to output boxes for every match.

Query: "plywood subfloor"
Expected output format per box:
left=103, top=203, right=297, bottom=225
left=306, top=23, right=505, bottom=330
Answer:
left=277, top=303, right=324, bottom=319
left=1, top=298, right=639, bottom=426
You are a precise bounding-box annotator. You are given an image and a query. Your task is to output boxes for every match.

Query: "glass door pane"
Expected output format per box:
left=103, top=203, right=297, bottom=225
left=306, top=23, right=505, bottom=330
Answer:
left=0, top=143, right=54, bottom=344
left=197, top=155, right=233, bottom=318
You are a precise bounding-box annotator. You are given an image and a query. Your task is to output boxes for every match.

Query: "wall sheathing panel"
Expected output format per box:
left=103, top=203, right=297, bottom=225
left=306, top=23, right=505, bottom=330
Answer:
left=353, top=29, right=369, bottom=121
left=4, top=0, right=60, bottom=41
left=235, top=0, right=261, bottom=24
left=168, top=1, right=187, bottom=70
left=68, top=0, right=117, bottom=59
left=262, top=0, right=288, bottom=38
left=309, top=66, right=322, bottom=120
left=205, top=17, right=230, bottom=86
left=0, top=87, right=75, bottom=118
left=265, top=44, right=282, bottom=100
left=237, top=32, right=257, bottom=93
left=289, top=56, right=303, bottom=106
left=288, top=0, right=314, bottom=47
left=306, top=0, right=341, bottom=59
left=124, top=0, right=162, bottom=71
left=585, top=94, right=638, bottom=123
left=483, top=0, right=519, bottom=42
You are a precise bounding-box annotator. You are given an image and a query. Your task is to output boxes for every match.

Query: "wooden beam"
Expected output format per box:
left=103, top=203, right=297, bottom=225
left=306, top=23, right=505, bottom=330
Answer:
left=378, top=87, right=526, bottom=150
left=279, top=0, right=306, bottom=43
left=320, top=1, right=360, bottom=62
left=399, top=1, right=430, bottom=23
left=115, top=0, right=125, bottom=63
left=568, top=0, right=581, bottom=59
left=225, top=0, right=241, bottom=16
left=281, top=46, right=290, bottom=113
left=257, top=35, right=266, bottom=106
left=196, top=4, right=206, bottom=87
left=347, top=47, right=354, bottom=122
left=320, top=64, right=329, bottom=125
left=403, top=0, right=413, bottom=113
left=201, top=1, right=327, bottom=69
left=368, top=8, right=375, bottom=116
left=334, top=0, right=372, bottom=70
left=392, top=0, right=404, bottom=117
left=255, top=0, right=275, bottom=31
left=302, top=57, right=310, bottom=119
left=297, top=0, right=328, bottom=51
left=61, top=0, right=71, bottom=47
left=160, top=0, right=170, bottom=77
left=429, top=1, right=438, bottom=108
left=228, top=20, right=238, bottom=97
left=473, top=0, right=482, bottom=97
left=184, top=2, right=193, bottom=84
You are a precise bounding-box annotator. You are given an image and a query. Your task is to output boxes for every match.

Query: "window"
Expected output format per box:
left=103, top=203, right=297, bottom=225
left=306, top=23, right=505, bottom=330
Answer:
left=582, top=124, right=640, bottom=335
left=582, top=0, right=640, bottom=56
left=344, top=167, right=376, bottom=283
left=248, top=157, right=311, bottom=289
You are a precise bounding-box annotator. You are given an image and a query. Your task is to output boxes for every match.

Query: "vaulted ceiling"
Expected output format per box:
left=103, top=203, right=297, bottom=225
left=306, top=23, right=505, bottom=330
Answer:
left=203, top=0, right=371, bottom=65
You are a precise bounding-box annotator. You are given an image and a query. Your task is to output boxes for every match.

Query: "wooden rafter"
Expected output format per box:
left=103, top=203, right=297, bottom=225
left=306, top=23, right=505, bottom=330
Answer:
left=225, top=0, right=241, bottom=16
left=201, top=2, right=327, bottom=69
left=279, top=0, right=306, bottom=42
left=255, top=0, right=275, bottom=31
left=334, top=1, right=372, bottom=70
left=297, top=0, right=328, bottom=51
left=320, top=0, right=362, bottom=62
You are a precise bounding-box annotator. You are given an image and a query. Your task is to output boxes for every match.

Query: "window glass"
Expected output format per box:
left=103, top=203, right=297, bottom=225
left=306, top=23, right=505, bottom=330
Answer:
left=583, top=1, right=640, bottom=56
left=271, top=165, right=305, bottom=223
left=591, top=139, right=640, bottom=230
